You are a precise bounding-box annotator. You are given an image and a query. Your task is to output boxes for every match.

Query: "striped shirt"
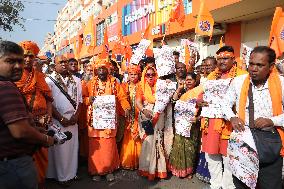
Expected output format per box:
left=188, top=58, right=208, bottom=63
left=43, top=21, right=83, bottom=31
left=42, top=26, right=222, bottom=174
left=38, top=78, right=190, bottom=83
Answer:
left=0, top=80, right=34, bottom=158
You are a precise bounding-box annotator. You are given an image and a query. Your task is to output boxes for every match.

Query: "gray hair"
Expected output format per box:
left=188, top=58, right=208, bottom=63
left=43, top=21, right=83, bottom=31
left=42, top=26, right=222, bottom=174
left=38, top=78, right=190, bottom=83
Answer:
left=0, top=41, right=23, bottom=58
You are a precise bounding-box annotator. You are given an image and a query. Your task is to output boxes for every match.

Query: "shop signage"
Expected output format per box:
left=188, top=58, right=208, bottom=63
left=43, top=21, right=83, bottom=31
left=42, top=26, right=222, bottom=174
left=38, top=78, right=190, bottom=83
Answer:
left=125, top=4, right=155, bottom=25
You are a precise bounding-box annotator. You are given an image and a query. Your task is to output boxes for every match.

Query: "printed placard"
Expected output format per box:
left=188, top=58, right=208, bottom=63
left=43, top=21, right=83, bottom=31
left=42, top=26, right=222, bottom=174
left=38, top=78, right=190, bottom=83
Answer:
left=153, top=79, right=177, bottom=113
left=130, top=39, right=151, bottom=65
left=154, top=45, right=176, bottom=77
left=92, top=95, right=116, bottom=130
left=174, top=99, right=197, bottom=137
left=200, top=79, right=231, bottom=118
left=228, top=127, right=259, bottom=189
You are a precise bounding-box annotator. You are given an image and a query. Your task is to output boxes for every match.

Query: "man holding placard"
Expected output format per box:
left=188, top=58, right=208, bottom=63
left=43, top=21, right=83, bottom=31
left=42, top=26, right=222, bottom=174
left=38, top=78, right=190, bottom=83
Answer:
left=198, top=46, right=247, bottom=189
left=87, top=60, right=130, bottom=182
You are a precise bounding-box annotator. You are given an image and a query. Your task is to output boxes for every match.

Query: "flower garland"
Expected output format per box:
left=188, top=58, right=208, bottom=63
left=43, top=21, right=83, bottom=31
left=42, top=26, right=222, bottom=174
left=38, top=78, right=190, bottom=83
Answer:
left=128, top=82, right=137, bottom=135
left=89, top=76, right=117, bottom=132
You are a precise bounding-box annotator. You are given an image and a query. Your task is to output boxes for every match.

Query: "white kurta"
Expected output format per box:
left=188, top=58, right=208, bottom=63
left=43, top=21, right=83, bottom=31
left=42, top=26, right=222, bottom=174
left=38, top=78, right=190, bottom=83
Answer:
left=45, top=72, right=82, bottom=181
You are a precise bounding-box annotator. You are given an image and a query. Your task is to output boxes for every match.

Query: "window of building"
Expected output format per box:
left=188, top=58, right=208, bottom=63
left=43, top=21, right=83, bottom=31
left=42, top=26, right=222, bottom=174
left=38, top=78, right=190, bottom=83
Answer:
left=96, top=21, right=105, bottom=46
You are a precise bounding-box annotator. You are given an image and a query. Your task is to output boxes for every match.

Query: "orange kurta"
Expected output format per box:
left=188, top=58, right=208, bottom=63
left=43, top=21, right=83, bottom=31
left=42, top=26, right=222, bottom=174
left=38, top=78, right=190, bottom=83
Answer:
left=15, top=69, right=53, bottom=184
left=120, top=82, right=141, bottom=169
left=201, top=66, right=247, bottom=155
left=78, top=80, right=89, bottom=158
left=87, top=76, right=130, bottom=175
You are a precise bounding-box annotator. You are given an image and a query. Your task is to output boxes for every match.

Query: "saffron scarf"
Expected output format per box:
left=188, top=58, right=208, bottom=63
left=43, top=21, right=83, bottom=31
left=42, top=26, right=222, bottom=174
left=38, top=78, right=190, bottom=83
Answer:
left=201, top=66, right=248, bottom=139
left=139, top=66, right=157, bottom=104
left=239, top=68, right=284, bottom=156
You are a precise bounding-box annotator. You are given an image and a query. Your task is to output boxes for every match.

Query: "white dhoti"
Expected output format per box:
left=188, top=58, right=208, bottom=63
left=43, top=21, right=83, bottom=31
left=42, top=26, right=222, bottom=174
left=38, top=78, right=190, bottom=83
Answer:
left=45, top=73, right=82, bottom=182
left=46, top=121, right=79, bottom=181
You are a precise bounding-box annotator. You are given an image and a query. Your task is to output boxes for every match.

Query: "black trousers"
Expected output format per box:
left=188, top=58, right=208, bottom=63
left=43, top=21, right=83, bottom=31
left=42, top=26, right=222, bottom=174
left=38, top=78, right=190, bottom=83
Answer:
left=233, top=156, right=283, bottom=189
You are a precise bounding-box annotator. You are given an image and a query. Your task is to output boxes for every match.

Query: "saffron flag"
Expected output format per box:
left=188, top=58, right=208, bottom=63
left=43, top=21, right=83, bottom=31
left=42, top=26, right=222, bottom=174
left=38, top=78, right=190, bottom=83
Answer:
left=80, top=15, right=95, bottom=58
left=99, top=27, right=109, bottom=59
left=195, top=0, right=214, bottom=37
left=184, top=44, right=191, bottom=71
left=142, top=23, right=152, bottom=40
left=268, top=7, right=284, bottom=58
left=142, top=23, right=154, bottom=57
left=169, top=0, right=185, bottom=27
left=124, top=38, right=133, bottom=63
left=219, top=36, right=224, bottom=48
left=112, top=30, right=124, bottom=58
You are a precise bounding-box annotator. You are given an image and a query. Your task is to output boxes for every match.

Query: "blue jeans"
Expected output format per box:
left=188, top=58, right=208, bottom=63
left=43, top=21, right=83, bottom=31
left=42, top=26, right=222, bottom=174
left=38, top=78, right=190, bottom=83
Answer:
left=0, top=155, right=38, bottom=189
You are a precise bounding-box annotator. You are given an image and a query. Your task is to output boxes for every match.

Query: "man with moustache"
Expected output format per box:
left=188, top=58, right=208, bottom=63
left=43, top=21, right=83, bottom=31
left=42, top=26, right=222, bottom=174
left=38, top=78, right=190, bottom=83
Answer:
left=16, top=41, right=53, bottom=188
left=198, top=46, right=247, bottom=189
left=45, top=55, right=82, bottom=187
left=87, top=60, right=130, bottom=182
left=0, top=41, right=54, bottom=189
left=223, top=46, right=284, bottom=189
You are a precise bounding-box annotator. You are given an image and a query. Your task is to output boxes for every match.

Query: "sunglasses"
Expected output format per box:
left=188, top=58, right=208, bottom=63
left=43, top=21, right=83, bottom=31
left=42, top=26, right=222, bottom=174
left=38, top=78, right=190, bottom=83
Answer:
left=146, top=73, right=156, bottom=77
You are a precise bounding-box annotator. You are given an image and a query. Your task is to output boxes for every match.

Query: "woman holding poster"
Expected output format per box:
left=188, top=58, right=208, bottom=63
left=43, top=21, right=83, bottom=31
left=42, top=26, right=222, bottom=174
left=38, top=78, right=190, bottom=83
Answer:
left=169, top=73, right=201, bottom=178
left=136, top=66, right=169, bottom=180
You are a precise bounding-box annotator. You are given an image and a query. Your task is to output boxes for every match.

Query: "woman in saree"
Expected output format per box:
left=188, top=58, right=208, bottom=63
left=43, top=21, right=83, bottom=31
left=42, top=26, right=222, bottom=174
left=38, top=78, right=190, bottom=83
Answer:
left=169, top=72, right=200, bottom=178
left=136, top=65, right=170, bottom=180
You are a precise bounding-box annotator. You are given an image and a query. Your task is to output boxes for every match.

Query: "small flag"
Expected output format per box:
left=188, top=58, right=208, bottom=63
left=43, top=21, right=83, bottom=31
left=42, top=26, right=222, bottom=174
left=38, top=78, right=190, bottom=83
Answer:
left=195, top=0, right=214, bottom=37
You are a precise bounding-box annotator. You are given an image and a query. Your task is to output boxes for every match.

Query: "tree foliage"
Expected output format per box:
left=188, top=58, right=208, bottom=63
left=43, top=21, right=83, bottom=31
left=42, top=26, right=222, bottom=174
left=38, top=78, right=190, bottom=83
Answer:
left=0, top=0, right=24, bottom=32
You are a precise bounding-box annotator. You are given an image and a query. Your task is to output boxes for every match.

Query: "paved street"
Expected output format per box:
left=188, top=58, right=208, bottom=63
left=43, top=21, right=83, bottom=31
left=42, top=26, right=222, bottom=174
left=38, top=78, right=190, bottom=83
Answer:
left=46, top=166, right=209, bottom=189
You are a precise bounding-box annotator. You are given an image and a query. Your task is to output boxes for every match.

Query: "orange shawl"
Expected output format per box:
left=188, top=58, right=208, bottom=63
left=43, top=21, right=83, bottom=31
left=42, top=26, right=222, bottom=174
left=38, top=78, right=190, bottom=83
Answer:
left=201, top=66, right=248, bottom=139
left=239, top=68, right=284, bottom=156
left=139, top=66, right=157, bottom=104
left=16, top=69, right=52, bottom=115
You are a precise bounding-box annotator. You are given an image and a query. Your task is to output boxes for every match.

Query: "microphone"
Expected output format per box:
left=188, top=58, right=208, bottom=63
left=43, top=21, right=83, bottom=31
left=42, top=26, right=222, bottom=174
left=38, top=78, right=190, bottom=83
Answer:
left=47, top=124, right=73, bottom=145
left=64, top=131, right=72, bottom=141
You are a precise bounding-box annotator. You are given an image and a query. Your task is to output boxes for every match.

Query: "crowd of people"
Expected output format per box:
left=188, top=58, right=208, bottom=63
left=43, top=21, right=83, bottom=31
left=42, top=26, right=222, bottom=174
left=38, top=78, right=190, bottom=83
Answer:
left=0, top=39, right=284, bottom=189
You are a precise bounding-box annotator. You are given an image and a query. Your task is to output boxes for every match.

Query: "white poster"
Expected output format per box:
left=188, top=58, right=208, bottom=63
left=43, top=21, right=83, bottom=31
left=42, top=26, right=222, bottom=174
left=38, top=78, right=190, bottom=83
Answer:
left=154, top=79, right=177, bottom=113
left=200, top=79, right=232, bottom=118
left=228, top=127, right=259, bottom=189
left=174, top=99, right=197, bottom=137
left=130, top=39, right=151, bottom=65
left=92, top=95, right=116, bottom=130
left=154, top=45, right=176, bottom=77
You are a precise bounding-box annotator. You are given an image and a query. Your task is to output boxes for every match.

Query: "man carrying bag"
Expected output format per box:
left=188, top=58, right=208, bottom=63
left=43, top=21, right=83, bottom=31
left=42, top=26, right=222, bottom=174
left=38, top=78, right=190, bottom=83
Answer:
left=223, top=46, right=284, bottom=189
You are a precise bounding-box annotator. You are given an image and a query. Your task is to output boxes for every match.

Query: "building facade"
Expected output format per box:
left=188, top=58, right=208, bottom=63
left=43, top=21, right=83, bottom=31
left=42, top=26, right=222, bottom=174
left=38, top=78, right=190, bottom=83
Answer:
left=50, top=0, right=283, bottom=61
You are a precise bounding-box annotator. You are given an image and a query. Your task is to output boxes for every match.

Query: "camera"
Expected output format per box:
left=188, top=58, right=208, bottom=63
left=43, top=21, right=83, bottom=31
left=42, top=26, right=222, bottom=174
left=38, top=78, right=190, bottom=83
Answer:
left=47, top=124, right=72, bottom=144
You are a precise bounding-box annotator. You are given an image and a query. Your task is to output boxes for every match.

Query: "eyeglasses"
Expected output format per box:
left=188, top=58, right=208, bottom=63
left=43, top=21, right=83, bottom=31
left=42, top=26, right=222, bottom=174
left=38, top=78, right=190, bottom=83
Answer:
left=145, top=73, right=156, bottom=77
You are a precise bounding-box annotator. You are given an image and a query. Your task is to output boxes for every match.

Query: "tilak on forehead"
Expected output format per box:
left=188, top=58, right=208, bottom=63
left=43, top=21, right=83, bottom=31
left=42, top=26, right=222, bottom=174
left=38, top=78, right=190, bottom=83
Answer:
left=216, top=51, right=235, bottom=58
left=19, top=41, right=40, bottom=56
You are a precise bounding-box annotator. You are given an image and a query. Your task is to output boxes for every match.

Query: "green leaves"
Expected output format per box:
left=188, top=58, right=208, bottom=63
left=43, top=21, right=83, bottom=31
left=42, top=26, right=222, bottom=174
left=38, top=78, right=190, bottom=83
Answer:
left=0, top=0, right=25, bottom=31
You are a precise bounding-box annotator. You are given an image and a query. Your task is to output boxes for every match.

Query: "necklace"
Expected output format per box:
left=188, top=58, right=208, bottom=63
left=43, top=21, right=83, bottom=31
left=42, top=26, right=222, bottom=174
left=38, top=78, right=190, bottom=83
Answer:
left=128, top=82, right=137, bottom=134
left=54, top=72, right=77, bottom=102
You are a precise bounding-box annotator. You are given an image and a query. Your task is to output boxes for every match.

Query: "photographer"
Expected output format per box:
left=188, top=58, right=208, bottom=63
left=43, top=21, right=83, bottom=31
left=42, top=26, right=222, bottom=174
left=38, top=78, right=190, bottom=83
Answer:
left=0, top=41, right=54, bottom=189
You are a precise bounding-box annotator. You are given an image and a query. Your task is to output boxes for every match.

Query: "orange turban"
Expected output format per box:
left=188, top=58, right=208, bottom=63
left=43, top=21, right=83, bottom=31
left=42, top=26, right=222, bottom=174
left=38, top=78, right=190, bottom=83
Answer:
left=128, top=64, right=141, bottom=74
left=94, top=59, right=111, bottom=70
left=19, top=41, right=40, bottom=56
